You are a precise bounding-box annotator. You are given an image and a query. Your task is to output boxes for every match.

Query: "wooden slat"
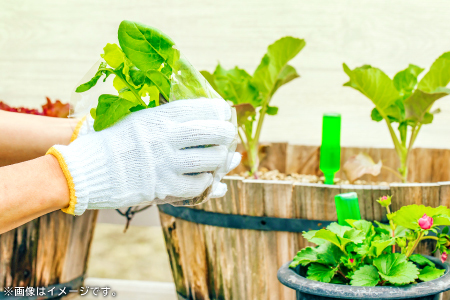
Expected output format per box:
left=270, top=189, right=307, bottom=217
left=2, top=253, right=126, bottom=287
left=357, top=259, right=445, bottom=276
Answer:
left=0, top=210, right=97, bottom=290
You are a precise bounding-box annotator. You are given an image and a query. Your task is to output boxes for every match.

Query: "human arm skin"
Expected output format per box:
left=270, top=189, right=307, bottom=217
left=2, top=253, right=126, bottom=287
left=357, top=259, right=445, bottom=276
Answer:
left=0, top=110, right=78, bottom=167
left=0, top=155, right=69, bottom=234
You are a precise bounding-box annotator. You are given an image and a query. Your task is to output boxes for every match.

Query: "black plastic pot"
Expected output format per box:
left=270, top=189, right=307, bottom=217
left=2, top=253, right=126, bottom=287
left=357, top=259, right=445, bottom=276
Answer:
left=278, top=255, right=450, bottom=300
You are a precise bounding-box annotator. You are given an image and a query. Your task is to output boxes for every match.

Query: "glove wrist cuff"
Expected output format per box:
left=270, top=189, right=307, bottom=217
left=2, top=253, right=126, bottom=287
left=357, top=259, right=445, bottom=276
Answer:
left=46, top=146, right=78, bottom=215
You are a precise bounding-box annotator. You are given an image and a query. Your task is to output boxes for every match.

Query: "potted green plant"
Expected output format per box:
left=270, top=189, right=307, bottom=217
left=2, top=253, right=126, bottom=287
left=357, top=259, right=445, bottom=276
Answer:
left=158, top=50, right=450, bottom=300
left=278, top=197, right=450, bottom=299
left=342, top=53, right=450, bottom=183
left=201, top=37, right=306, bottom=176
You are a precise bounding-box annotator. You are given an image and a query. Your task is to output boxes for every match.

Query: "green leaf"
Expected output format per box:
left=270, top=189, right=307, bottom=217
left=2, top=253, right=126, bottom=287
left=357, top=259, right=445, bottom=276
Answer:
left=213, top=64, right=260, bottom=106
left=418, top=266, right=445, bottom=281
left=388, top=205, right=450, bottom=230
left=252, top=37, right=305, bottom=102
left=346, top=220, right=374, bottom=236
left=302, top=230, right=326, bottom=245
left=101, top=43, right=125, bottom=69
left=404, top=89, right=450, bottom=123
left=369, top=238, right=395, bottom=257
left=93, top=94, right=136, bottom=131
left=118, top=20, right=177, bottom=74
left=146, top=70, right=171, bottom=100
left=343, top=63, right=401, bottom=111
left=327, top=222, right=352, bottom=237
left=343, top=228, right=366, bottom=244
left=200, top=70, right=219, bottom=93
left=270, top=64, right=299, bottom=97
left=170, top=57, right=213, bottom=101
left=266, top=106, right=279, bottom=115
left=403, top=53, right=450, bottom=124
left=75, top=62, right=111, bottom=93
left=373, top=253, right=419, bottom=285
left=371, top=108, right=383, bottom=122
left=350, top=265, right=380, bottom=286
left=409, top=254, right=435, bottom=268
left=418, top=52, right=450, bottom=93
left=306, top=263, right=337, bottom=283
left=311, top=228, right=364, bottom=249
left=290, top=247, right=319, bottom=268
left=393, top=64, right=424, bottom=95
left=316, top=242, right=344, bottom=267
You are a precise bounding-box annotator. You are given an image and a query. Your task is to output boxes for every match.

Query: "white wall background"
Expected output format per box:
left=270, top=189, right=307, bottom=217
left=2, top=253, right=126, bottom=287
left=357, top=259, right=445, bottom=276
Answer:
left=1, top=0, right=450, bottom=150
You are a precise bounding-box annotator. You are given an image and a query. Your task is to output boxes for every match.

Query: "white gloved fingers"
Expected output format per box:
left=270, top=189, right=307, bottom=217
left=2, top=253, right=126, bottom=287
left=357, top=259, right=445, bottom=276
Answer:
left=172, top=173, right=214, bottom=198
left=170, top=120, right=236, bottom=149
left=175, top=145, right=229, bottom=174
left=154, top=98, right=232, bottom=123
left=209, top=182, right=228, bottom=198
left=227, top=152, right=242, bottom=173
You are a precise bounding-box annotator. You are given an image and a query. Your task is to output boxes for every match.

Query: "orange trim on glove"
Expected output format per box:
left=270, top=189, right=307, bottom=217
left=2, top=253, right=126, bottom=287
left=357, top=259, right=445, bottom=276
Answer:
left=70, top=116, right=87, bottom=143
left=46, top=147, right=77, bottom=215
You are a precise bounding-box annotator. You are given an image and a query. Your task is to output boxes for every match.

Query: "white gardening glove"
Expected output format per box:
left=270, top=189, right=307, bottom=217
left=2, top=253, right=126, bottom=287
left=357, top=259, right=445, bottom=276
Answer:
left=47, top=98, right=241, bottom=216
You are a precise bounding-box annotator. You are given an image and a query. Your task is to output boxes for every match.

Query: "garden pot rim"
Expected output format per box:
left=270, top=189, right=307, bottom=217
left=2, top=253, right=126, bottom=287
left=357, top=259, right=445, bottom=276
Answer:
left=278, top=255, right=450, bottom=299
left=224, top=175, right=448, bottom=187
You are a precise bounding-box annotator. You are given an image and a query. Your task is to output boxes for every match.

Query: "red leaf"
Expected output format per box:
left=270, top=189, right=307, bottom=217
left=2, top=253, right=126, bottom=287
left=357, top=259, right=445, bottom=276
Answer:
left=0, top=98, right=70, bottom=118
left=42, top=97, right=70, bottom=118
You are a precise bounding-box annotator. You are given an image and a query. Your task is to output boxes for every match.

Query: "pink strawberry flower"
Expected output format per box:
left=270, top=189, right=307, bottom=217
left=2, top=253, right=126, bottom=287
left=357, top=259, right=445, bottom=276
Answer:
left=418, top=214, right=433, bottom=230
left=441, top=252, right=448, bottom=264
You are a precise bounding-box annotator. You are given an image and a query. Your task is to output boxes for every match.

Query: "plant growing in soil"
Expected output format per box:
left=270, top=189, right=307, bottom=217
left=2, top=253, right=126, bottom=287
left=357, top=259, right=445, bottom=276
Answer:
left=201, top=37, right=305, bottom=176
left=290, top=196, right=450, bottom=286
left=343, top=52, right=450, bottom=183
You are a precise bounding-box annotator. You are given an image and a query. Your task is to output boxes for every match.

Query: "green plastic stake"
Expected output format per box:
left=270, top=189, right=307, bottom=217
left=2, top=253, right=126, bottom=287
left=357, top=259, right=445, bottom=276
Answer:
left=335, top=192, right=361, bottom=226
left=320, top=113, right=341, bottom=185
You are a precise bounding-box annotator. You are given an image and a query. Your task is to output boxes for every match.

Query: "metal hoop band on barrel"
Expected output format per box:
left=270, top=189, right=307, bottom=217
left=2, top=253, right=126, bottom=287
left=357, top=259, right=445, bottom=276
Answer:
left=158, top=204, right=333, bottom=233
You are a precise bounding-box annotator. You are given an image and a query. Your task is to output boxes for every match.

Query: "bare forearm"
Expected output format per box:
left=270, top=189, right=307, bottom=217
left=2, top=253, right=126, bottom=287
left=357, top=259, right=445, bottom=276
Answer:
left=0, top=111, right=78, bottom=166
left=0, top=155, right=70, bottom=233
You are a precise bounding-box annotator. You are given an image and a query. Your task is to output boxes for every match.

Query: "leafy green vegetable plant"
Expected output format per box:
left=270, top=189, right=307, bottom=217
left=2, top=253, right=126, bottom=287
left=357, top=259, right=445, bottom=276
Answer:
left=290, top=196, right=450, bottom=286
left=76, top=20, right=209, bottom=131
left=201, top=37, right=306, bottom=176
left=343, top=53, right=450, bottom=182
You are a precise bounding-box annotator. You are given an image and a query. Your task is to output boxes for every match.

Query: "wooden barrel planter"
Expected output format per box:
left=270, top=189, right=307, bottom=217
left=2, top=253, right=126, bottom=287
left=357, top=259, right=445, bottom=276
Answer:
left=158, top=143, right=450, bottom=300
left=0, top=210, right=97, bottom=299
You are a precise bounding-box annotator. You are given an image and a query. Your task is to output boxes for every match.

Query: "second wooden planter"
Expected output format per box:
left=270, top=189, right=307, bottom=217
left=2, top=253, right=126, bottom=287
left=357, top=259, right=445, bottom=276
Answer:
left=158, top=143, right=450, bottom=300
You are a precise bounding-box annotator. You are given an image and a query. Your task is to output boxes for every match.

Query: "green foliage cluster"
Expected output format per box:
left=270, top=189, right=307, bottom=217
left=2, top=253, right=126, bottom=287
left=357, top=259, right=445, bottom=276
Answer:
left=76, top=20, right=208, bottom=131
left=290, top=200, right=450, bottom=286
left=201, top=37, right=305, bottom=175
left=343, top=53, right=450, bottom=182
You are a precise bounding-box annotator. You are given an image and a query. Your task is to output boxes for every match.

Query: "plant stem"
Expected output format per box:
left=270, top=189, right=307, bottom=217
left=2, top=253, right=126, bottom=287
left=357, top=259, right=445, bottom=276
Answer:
left=386, top=205, right=396, bottom=253
left=380, top=112, right=408, bottom=182
left=406, top=231, right=425, bottom=257
left=381, top=166, right=404, bottom=181
left=337, top=270, right=348, bottom=280
left=111, top=69, right=147, bottom=106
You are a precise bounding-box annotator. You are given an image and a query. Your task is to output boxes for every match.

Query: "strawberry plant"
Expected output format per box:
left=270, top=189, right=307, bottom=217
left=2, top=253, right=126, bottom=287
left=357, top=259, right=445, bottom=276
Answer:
left=201, top=37, right=305, bottom=176
left=343, top=53, right=450, bottom=182
left=290, top=196, right=450, bottom=286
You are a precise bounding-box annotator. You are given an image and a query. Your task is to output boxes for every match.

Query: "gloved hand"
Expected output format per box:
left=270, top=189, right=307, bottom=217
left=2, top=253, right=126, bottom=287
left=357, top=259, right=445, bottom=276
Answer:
left=48, top=98, right=241, bottom=215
